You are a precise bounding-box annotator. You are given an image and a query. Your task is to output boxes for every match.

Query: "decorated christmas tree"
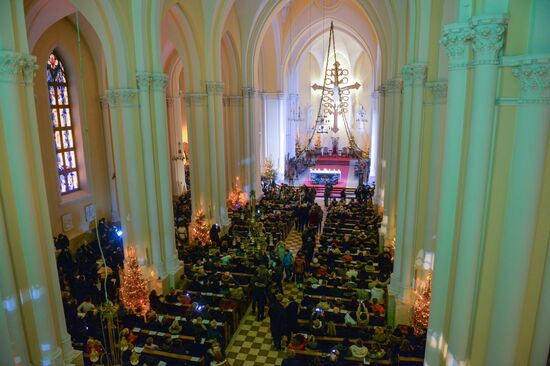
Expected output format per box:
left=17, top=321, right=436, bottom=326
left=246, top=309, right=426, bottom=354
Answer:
left=119, top=246, right=150, bottom=317
left=227, top=177, right=249, bottom=211
left=410, top=271, right=432, bottom=335
left=191, top=209, right=210, bottom=245
left=262, top=157, right=277, bottom=181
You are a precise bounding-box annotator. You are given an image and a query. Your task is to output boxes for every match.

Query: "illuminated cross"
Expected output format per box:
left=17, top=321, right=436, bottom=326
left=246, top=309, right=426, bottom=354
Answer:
left=312, top=60, right=361, bottom=133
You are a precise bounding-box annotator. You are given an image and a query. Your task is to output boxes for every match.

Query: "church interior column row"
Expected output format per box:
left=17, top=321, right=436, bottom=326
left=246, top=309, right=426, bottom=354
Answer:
left=391, top=63, right=427, bottom=324
left=425, top=22, right=473, bottom=366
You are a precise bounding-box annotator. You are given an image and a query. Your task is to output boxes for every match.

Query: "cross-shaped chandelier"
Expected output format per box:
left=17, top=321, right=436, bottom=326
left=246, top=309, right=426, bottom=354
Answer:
left=311, top=21, right=360, bottom=134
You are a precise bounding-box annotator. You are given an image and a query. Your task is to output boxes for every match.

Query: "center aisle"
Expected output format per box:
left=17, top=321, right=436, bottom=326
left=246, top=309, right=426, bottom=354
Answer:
left=225, top=230, right=304, bottom=366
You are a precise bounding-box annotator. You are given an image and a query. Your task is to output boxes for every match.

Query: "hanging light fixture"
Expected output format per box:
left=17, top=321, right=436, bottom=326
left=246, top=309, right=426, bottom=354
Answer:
left=297, top=21, right=369, bottom=162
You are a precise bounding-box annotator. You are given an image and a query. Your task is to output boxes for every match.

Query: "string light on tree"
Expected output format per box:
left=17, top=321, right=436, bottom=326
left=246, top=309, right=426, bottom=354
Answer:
left=227, top=176, right=249, bottom=211
left=119, top=246, right=150, bottom=318
left=410, top=271, right=432, bottom=335
left=262, top=157, right=277, bottom=181
left=191, top=209, right=210, bottom=245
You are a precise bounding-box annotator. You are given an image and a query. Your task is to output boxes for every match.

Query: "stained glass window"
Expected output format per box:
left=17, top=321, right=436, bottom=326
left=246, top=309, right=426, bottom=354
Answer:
left=47, top=53, right=79, bottom=194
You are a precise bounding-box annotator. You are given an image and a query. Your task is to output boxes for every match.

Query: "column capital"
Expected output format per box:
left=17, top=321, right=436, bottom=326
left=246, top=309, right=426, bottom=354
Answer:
left=151, top=73, right=168, bottom=92
left=470, top=15, right=508, bottom=65
left=166, top=96, right=178, bottom=107
left=206, top=81, right=224, bottom=95
left=184, top=92, right=207, bottom=107
left=242, top=86, right=256, bottom=98
left=0, top=50, right=37, bottom=85
left=105, top=88, right=139, bottom=107
left=222, top=95, right=243, bottom=107
left=426, top=80, right=448, bottom=103
left=441, top=23, right=474, bottom=70
left=373, top=85, right=385, bottom=97
left=512, top=57, right=550, bottom=103
left=384, top=78, right=403, bottom=94
left=136, top=72, right=151, bottom=90
left=402, top=63, right=428, bottom=86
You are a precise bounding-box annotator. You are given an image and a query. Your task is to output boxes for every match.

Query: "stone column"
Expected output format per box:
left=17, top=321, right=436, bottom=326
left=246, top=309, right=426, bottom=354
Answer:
left=242, top=86, right=258, bottom=193
left=99, top=96, right=120, bottom=221
left=371, top=86, right=383, bottom=188
left=447, top=15, right=507, bottom=360
left=422, top=81, right=447, bottom=254
left=223, top=95, right=244, bottom=189
left=185, top=92, right=211, bottom=220
left=425, top=23, right=473, bottom=366
left=0, top=50, right=63, bottom=366
left=136, top=73, right=164, bottom=277
left=383, top=78, right=403, bottom=244
left=152, top=73, right=180, bottom=275
left=369, top=88, right=381, bottom=181
left=206, top=81, right=228, bottom=226
left=390, top=64, right=427, bottom=324
left=0, top=184, right=31, bottom=365
left=486, top=57, right=550, bottom=365
left=105, top=89, right=151, bottom=264
left=167, top=93, right=187, bottom=195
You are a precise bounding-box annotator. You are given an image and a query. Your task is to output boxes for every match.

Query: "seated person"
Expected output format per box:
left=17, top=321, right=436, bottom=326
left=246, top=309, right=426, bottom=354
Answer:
left=77, top=297, right=96, bottom=315
left=165, top=288, right=178, bottom=303
left=372, top=298, right=385, bottom=316
left=315, top=297, right=331, bottom=311
left=372, top=326, right=389, bottom=345
left=309, top=317, right=327, bottom=337
left=367, top=342, right=386, bottom=359
left=349, top=339, right=369, bottom=358
left=143, top=336, right=160, bottom=350
left=356, top=302, right=370, bottom=328
left=305, top=335, right=319, bottom=351
left=207, top=320, right=223, bottom=343
left=287, top=333, right=307, bottom=351
left=169, top=319, right=182, bottom=334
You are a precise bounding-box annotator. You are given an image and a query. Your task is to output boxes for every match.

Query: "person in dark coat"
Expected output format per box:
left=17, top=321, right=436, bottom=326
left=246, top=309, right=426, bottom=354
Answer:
left=285, top=296, right=300, bottom=338
left=252, top=275, right=268, bottom=320
left=209, top=224, right=221, bottom=245
left=269, top=294, right=287, bottom=350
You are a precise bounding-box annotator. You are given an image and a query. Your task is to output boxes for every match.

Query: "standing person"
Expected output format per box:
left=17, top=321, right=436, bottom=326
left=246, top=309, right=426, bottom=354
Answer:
left=251, top=274, right=267, bottom=320
left=294, top=251, right=306, bottom=288
left=209, top=224, right=221, bottom=245
left=283, top=249, right=294, bottom=282
left=275, top=240, right=287, bottom=262
left=285, top=296, right=300, bottom=337
left=272, top=261, right=284, bottom=294
left=309, top=205, right=319, bottom=230
left=324, top=183, right=331, bottom=207
left=269, top=294, right=287, bottom=350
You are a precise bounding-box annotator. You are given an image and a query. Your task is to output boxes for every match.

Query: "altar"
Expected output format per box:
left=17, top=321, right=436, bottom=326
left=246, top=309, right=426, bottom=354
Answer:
left=310, top=168, right=341, bottom=185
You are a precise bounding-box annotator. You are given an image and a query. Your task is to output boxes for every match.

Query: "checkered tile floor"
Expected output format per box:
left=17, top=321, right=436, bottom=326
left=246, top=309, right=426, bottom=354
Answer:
left=225, top=230, right=305, bottom=366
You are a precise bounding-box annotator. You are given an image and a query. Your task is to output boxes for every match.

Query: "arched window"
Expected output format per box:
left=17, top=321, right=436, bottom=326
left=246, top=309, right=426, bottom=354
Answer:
left=46, top=53, right=79, bottom=194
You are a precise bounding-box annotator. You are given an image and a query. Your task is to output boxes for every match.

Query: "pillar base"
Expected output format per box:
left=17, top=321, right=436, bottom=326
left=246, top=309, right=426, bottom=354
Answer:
left=394, top=297, right=414, bottom=326
left=160, top=264, right=184, bottom=292
left=64, top=349, right=84, bottom=366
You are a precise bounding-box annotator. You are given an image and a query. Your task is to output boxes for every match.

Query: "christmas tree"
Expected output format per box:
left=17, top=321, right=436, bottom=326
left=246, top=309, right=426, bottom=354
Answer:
left=191, top=209, right=210, bottom=245
left=262, top=157, right=277, bottom=181
left=227, top=177, right=249, bottom=211
left=119, top=246, right=150, bottom=317
left=410, top=271, right=432, bottom=335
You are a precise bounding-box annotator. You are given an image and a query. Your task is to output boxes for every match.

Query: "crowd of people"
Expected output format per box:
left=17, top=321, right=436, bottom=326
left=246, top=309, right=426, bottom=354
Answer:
left=53, top=181, right=426, bottom=365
